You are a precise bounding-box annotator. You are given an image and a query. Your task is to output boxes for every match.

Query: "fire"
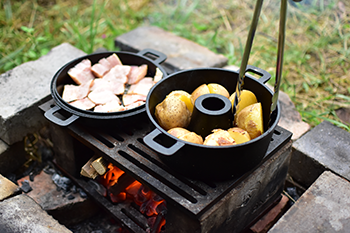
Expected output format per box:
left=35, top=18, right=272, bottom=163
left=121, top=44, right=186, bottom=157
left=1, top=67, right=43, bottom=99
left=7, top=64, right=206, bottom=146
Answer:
left=98, top=163, right=167, bottom=232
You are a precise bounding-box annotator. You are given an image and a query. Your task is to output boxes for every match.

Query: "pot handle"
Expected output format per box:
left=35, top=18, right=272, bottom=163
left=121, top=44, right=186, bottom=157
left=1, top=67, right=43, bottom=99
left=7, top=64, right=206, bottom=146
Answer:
left=143, top=128, right=185, bottom=156
left=138, top=48, right=167, bottom=65
left=44, top=105, right=79, bottom=127
left=245, top=65, right=271, bottom=84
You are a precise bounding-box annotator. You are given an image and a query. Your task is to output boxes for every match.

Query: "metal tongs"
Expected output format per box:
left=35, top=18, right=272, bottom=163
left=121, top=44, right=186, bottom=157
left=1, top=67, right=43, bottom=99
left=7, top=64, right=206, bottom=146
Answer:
left=233, top=0, right=290, bottom=128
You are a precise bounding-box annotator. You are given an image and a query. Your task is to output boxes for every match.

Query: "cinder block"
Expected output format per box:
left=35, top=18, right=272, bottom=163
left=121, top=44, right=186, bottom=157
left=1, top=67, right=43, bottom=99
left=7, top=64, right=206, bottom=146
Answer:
left=0, top=194, right=72, bottom=233
left=0, top=43, right=86, bottom=145
left=115, top=26, right=228, bottom=72
left=268, top=171, right=350, bottom=233
left=289, top=120, right=350, bottom=188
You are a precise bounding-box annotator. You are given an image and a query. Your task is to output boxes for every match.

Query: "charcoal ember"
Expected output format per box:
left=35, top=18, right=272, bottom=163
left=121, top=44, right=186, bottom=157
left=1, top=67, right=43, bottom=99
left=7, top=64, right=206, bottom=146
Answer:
left=286, top=187, right=300, bottom=206
left=79, top=188, right=88, bottom=198
left=88, top=180, right=107, bottom=197
left=43, top=166, right=56, bottom=175
left=20, top=180, right=32, bottom=193
left=67, top=194, right=75, bottom=200
left=51, top=173, right=72, bottom=192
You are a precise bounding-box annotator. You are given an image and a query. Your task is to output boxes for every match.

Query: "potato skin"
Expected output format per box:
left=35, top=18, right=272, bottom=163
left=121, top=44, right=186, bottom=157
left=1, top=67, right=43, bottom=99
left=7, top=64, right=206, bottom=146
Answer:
left=168, top=127, right=203, bottom=144
left=203, top=129, right=236, bottom=146
left=236, top=102, right=264, bottom=139
left=227, top=127, right=251, bottom=144
left=155, top=95, right=191, bottom=131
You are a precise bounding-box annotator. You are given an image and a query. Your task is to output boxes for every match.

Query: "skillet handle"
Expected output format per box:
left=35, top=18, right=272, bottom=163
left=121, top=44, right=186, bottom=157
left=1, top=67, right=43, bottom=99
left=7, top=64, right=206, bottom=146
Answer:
left=245, top=65, right=271, bottom=84
left=143, top=128, right=185, bottom=156
left=44, top=105, right=79, bottom=127
left=138, top=49, right=167, bottom=65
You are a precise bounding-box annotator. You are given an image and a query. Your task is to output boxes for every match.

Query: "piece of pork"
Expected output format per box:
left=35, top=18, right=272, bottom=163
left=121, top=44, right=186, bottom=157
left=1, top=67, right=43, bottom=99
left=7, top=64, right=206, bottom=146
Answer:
left=69, top=97, right=96, bottom=110
left=153, top=68, right=163, bottom=83
left=91, top=78, right=125, bottom=95
left=122, top=94, right=147, bottom=106
left=106, top=53, right=123, bottom=67
left=94, top=100, right=126, bottom=112
left=127, top=64, right=148, bottom=85
left=103, top=65, right=130, bottom=83
left=124, top=101, right=145, bottom=110
left=91, top=58, right=111, bottom=78
left=127, top=77, right=154, bottom=96
left=67, top=59, right=95, bottom=85
left=62, top=80, right=93, bottom=103
left=88, top=88, right=121, bottom=105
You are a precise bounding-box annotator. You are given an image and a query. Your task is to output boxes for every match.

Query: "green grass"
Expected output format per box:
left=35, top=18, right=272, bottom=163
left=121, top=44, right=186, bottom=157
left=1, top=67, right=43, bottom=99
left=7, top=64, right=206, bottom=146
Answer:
left=1, top=0, right=349, bottom=131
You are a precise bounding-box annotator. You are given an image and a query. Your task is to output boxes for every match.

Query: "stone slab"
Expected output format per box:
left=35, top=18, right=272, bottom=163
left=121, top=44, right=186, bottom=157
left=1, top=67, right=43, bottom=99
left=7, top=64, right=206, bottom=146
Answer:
left=0, top=43, right=86, bottom=145
left=0, top=194, right=72, bottom=233
left=289, top=120, right=350, bottom=188
left=0, top=174, right=20, bottom=201
left=115, top=26, right=228, bottom=72
left=268, top=171, right=350, bottom=233
left=17, top=170, right=99, bottom=226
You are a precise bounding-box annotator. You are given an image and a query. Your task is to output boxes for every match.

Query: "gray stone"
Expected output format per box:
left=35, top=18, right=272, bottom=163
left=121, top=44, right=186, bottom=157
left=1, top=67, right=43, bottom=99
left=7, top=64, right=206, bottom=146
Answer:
left=0, top=43, right=86, bottom=145
left=268, top=171, right=350, bottom=233
left=0, top=194, right=71, bottom=233
left=289, top=120, right=350, bottom=188
left=115, top=26, right=228, bottom=72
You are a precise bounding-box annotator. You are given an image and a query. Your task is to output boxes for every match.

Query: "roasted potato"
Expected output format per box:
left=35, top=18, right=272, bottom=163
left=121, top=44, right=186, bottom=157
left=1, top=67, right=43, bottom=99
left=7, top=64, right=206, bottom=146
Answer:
left=155, top=94, right=191, bottom=131
left=203, top=129, right=236, bottom=146
left=190, top=83, right=230, bottom=105
left=236, top=102, right=264, bottom=139
left=168, top=127, right=203, bottom=144
left=229, top=90, right=258, bottom=116
left=167, top=90, right=193, bottom=114
left=227, top=127, right=251, bottom=144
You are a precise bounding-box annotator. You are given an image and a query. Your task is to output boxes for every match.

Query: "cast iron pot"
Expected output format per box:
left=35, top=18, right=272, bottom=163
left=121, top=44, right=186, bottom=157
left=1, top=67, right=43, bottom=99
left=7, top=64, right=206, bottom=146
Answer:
left=44, top=49, right=167, bottom=128
left=144, top=66, right=280, bottom=181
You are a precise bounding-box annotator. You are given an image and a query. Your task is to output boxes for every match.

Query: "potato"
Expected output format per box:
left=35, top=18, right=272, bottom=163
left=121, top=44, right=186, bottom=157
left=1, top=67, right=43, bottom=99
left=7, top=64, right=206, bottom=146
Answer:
left=236, top=102, right=264, bottom=139
left=168, top=127, right=203, bottom=144
left=155, top=94, right=191, bottom=131
left=229, top=90, right=258, bottom=115
left=190, top=83, right=230, bottom=105
left=203, top=129, right=236, bottom=146
left=168, top=90, right=193, bottom=114
left=227, top=127, right=251, bottom=144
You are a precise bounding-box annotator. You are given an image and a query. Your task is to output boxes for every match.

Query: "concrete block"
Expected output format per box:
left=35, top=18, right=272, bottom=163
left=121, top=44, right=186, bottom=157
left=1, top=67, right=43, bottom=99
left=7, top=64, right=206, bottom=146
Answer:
left=289, top=120, right=350, bottom=188
left=115, top=26, right=228, bottom=72
left=0, top=174, right=21, bottom=201
left=0, top=194, right=72, bottom=233
left=0, top=43, right=86, bottom=145
left=17, top=170, right=99, bottom=226
left=268, top=171, right=350, bottom=233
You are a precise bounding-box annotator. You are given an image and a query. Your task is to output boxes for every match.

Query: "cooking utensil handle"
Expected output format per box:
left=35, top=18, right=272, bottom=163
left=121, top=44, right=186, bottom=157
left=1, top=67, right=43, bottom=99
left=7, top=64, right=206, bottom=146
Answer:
left=246, top=65, right=271, bottom=84
left=44, top=105, right=79, bottom=126
left=138, top=49, right=167, bottom=65
left=143, top=128, right=185, bottom=156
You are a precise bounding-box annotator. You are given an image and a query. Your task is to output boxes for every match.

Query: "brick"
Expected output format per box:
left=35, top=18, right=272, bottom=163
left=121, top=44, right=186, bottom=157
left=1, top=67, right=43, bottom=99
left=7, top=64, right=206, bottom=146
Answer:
left=268, top=171, right=350, bottom=233
left=0, top=194, right=71, bottom=233
left=115, top=26, right=228, bottom=72
left=0, top=43, right=86, bottom=145
left=17, top=170, right=99, bottom=226
left=0, top=174, right=20, bottom=201
left=289, top=120, right=350, bottom=188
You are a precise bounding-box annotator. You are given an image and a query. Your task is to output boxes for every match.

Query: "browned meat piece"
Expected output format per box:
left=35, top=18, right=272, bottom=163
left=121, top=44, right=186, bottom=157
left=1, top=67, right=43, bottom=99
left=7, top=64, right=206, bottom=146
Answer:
left=88, top=89, right=121, bottom=105
left=106, top=53, right=123, bottom=67
left=127, top=77, right=154, bottom=96
left=69, top=97, right=96, bottom=110
left=94, top=100, right=126, bottom=112
left=67, top=59, right=95, bottom=85
left=122, top=94, right=147, bottom=106
left=127, top=64, right=148, bottom=85
left=62, top=80, right=93, bottom=103
left=103, top=65, right=130, bottom=83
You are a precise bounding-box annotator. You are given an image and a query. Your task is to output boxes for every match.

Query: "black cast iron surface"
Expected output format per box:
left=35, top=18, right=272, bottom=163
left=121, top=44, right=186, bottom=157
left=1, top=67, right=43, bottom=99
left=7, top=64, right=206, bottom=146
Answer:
left=40, top=99, right=292, bottom=219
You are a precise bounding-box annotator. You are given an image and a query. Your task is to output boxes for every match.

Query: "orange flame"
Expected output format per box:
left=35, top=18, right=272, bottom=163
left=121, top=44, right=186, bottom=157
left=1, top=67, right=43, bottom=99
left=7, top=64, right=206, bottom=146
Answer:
left=100, top=163, right=124, bottom=188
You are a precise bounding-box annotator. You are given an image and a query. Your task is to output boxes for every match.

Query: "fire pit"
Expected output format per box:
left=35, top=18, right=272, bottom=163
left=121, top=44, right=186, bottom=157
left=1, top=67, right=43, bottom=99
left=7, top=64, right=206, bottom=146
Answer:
left=39, top=98, right=292, bottom=233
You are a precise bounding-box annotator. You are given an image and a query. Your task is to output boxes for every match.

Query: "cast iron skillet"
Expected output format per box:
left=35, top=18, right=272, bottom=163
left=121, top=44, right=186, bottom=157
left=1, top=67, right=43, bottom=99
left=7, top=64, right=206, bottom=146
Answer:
left=44, top=49, right=167, bottom=128
left=144, top=66, right=280, bottom=181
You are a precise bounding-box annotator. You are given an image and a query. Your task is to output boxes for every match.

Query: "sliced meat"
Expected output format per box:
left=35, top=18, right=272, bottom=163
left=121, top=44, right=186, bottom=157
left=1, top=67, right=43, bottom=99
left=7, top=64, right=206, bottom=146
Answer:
left=124, top=101, right=145, bottom=110
left=62, top=80, right=93, bottom=103
left=94, top=100, right=126, bottom=112
left=153, top=68, right=163, bottom=83
left=91, top=78, right=125, bottom=95
left=127, top=77, right=154, bottom=96
left=67, top=59, right=95, bottom=85
left=127, top=64, right=148, bottom=84
left=69, top=97, right=96, bottom=110
left=122, top=94, right=147, bottom=106
left=88, top=89, right=121, bottom=105
left=91, top=58, right=115, bottom=78
left=106, top=53, right=123, bottom=67
left=103, top=65, right=130, bottom=83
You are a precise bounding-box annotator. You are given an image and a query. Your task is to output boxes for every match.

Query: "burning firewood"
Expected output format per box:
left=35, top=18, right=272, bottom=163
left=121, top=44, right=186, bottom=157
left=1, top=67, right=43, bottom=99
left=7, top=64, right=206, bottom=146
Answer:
left=92, top=156, right=108, bottom=175
left=80, top=155, right=99, bottom=179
